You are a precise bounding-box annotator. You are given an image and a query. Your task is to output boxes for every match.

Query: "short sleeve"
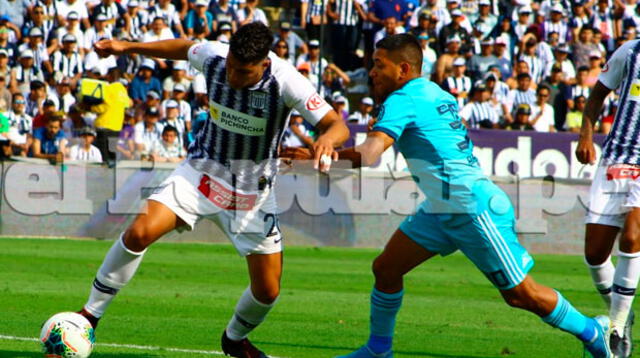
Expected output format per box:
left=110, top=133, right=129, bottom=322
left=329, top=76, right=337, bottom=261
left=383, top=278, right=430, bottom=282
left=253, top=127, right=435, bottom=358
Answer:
left=281, top=63, right=332, bottom=126
left=459, top=103, right=473, bottom=121
left=372, top=93, right=415, bottom=141
left=187, top=41, right=227, bottom=73
left=599, top=40, right=638, bottom=90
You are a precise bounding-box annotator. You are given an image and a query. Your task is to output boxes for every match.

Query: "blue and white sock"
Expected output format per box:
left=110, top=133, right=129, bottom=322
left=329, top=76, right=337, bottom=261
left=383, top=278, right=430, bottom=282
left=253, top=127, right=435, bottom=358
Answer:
left=366, top=288, right=403, bottom=354
left=542, top=291, right=597, bottom=343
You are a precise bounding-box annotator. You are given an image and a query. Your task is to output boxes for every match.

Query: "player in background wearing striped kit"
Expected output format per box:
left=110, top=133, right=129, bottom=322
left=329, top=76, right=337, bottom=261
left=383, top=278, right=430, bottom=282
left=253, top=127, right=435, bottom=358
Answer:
left=75, top=23, right=349, bottom=358
left=576, top=39, right=640, bottom=358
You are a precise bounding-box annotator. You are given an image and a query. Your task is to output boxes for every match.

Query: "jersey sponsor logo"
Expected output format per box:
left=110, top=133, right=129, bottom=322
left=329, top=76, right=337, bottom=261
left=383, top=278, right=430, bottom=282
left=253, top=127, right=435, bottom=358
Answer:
left=629, top=79, right=640, bottom=101
left=209, top=101, right=267, bottom=136
left=305, top=93, right=326, bottom=111
left=606, top=164, right=640, bottom=180
left=198, top=174, right=257, bottom=211
left=250, top=92, right=267, bottom=109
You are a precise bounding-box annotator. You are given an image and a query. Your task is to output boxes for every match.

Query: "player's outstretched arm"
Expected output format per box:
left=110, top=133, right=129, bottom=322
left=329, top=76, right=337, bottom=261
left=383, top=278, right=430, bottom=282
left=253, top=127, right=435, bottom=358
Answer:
left=576, top=81, right=611, bottom=165
left=313, top=111, right=350, bottom=171
left=94, top=39, right=196, bottom=61
left=337, top=131, right=395, bottom=168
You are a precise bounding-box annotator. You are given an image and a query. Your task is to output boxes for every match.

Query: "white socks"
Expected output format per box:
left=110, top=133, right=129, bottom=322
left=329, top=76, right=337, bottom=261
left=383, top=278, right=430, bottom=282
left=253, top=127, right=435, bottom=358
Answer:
left=611, top=251, right=640, bottom=335
left=586, top=256, right=615, bottom=308
left=225, top=287, right=277, bottom=341
left=84, top=233, right=147, bottom=318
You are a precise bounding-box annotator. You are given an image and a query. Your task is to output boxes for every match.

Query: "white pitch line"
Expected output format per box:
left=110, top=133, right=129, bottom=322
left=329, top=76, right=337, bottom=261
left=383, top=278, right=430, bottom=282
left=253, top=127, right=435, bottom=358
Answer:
left=0, top=334, right=286, bottom=358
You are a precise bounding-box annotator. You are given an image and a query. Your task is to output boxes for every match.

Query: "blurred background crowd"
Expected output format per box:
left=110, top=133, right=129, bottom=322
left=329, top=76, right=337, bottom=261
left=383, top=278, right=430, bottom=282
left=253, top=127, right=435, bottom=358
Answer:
left=0, top=0, right=628, bottom=164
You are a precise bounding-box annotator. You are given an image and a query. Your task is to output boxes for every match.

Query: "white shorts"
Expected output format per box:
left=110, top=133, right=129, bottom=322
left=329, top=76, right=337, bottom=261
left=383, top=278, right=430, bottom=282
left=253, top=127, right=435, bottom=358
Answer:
left=148, top=162, right=282, bottom=256
left=585, top=164, right=640, bottom=227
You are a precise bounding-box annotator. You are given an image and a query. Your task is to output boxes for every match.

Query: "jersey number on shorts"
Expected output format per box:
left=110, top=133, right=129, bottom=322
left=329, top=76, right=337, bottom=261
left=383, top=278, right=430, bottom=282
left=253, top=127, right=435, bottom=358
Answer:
left=264, top=213, right=281, bottom=238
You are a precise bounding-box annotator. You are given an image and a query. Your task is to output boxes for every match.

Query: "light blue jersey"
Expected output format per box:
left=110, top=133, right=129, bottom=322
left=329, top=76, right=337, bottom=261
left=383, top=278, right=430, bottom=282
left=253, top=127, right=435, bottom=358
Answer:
left=373, top=77, right=533, bottom=290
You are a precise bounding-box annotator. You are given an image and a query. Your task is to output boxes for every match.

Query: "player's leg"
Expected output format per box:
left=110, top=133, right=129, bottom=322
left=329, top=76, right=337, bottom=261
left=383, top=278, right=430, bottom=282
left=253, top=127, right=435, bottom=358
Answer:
left=223, top=252, right=282, bottom=347
left=584, top=224, right=619, bottom=308
left=80, top=200, right=186, bottom=327
left=609, top=207, right=640, bottom=355
left=336, top=228, right=437, bottom=358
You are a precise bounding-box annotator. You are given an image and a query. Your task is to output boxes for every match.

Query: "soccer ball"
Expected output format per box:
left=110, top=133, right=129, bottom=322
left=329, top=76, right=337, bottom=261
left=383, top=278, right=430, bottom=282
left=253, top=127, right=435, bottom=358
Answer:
left=40, top=312, right=95, bottom=358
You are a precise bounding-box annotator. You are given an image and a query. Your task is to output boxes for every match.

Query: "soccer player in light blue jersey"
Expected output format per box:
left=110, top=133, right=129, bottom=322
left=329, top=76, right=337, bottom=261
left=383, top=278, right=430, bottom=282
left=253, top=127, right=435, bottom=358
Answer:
left=283, top=33, right=610, bottom=358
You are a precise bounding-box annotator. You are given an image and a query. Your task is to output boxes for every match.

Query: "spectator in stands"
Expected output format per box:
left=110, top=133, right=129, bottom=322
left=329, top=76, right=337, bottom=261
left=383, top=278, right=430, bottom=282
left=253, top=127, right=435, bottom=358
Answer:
left=209, top=0, right=238, bottom=33
left=493, top=35, right=512, bottom=81
left=507, top=72, right=536, bottom=115
left=542, top=4, right=569, bottom=44
left=281, top=111, right=314, bottom=149
left=442, top=57, right=471, bottom=109
left=327, top=0, right=361, bottom=71
left=545, top=44, right=575, bottom=83
left=217, top=22, right=233, bottom=43
left=68, top=127, right=102, bottom=162
left=374, top=16, right=406, bottom=45
left=0, top=30, right=16, bottom=68
left=55, top=77, right=76, bottom=113
left=434, top=34, right=462, bottom=85
left=418, top=32, right=436, bottom=78
left=275, top=21, right=307, bottom=62
left=530, top=85, right=555, bottom=132
left=472, top=0, right=497, bottom=38
left=348, top=97, right=374, bottom=125
left=368, top=0, right=411, bottom=30
left=273, top=39, right=290, bottom=64
left=162, top=61, right=190, bottom=99
left=438, top=9, right=470, bottom=53
left=540, top=63, right=567, bottom=130
left=91, top=0, right=129, bottom=35
left=124, top=1, right=147, bottom=42
left=84, top=14, right=113, bottom=53
left=585, top=50, right=603, bottom=87
left=7, top=93, right=32, bottom=156
left=130, top=59, right=162, bottom=104
left=514, top=6, right=532, bottom=42
left=237, top=0, right=268, bottom=26
left=62, top=105, right=87, bottom=142
left=0, top=74, right=10, bottom=111
left=23, top=5, right=55, bottom=50
left=0, top=0, right=29, bottom=29
left=116, top=109, right=136, bottom=160
left=52, top=34, right=83, bottom=88
left=565, top=94, right=585, bottom=133
left=31, top=115, right=66, bottom=163
left=518, top=33, right=544, bottom=84
left=296, top=39, right=328, bottom=89
left=135, top=90, right=161, bottom=122
left=468, top=38, right=498, bottom=82
left=25, top=80, right=48, bottom=119
left=569, top=1, right=590, bottom=39
left=410, top=9, right=436, bottom=41
left=300, top=0, right=329, bottom=41
left=150, top=125, right=185, bottom=162
left=143, top=16, right=175, bottom=46
left=572, top=26, right=600, bottom=69
left=331, top=94, right=349, bottom=121
left=160, top=99, right=186, bottom=148
left=186, top=0, right=214, bottom=40
left=56, top=12, right=85, bottom=56
left=460, top=82, right=499, bottom=129
left=484, top=71, right=512, bottom=125
left=134, top=106, right=163, bottom=159
left=566, top=66, right=590, bottom=111
left=507, top=104, right=534, bottom=131
left=18, top=27, right=52, bottom=74
left=592, top=0, right=615, bottom=51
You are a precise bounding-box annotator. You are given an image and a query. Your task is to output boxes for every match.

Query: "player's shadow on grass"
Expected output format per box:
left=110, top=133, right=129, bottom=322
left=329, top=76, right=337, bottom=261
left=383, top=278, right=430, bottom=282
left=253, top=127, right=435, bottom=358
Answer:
left=254, top=342, right=500, bottom=358
left=0, top=351, right=161, bottom=358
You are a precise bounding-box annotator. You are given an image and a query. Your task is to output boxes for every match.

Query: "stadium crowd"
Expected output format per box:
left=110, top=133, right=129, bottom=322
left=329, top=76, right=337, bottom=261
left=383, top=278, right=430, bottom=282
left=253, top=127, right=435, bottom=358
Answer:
left=0, top=0, right=629, bottom=164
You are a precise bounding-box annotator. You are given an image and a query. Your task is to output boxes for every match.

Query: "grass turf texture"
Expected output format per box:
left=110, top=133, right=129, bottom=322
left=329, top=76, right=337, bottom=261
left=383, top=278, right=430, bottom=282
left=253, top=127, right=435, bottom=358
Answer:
left=0, top=238, right=626, bottom=358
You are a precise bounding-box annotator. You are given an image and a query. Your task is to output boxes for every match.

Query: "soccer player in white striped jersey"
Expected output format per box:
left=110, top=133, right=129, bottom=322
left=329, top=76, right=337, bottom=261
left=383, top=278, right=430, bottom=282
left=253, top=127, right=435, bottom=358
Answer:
left=576, top=39, right=640, bottom=357
left=76, top=23, right=349, bottom=358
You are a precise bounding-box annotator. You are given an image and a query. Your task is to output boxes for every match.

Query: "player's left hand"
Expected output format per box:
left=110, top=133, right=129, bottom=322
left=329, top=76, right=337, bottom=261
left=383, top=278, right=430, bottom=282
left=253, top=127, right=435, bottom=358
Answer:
left=312, top=137, right=338, bottom=173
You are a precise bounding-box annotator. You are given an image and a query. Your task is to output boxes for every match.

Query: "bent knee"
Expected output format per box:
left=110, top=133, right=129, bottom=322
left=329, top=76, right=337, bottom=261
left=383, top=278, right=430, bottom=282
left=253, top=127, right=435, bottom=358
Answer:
left=502, top=286, right=539, bottom=311
left=584, top=249, right=611, bottom=266
left=252, top=286, right=280, bottom=304
left=124, top=225, right=153, bottom=252
left=620, top=231, right=640, bottom=253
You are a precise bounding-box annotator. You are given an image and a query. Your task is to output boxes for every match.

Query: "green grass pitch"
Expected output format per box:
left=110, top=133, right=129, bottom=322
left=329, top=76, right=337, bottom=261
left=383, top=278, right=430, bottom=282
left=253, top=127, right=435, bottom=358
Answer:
left=0, top=238, right=630, bottom=357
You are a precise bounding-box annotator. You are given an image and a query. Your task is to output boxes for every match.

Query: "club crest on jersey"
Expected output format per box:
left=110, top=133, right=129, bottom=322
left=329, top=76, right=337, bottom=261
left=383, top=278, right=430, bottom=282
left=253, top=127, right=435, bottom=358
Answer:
left=306, top=93, right=326, bottom=111
left=250, top=92, right=267, bottom=109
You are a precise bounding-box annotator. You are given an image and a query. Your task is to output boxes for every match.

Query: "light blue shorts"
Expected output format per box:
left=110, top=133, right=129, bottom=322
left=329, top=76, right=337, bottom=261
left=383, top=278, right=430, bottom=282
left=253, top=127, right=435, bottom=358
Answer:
left=400, top=187, right=534, bottom=290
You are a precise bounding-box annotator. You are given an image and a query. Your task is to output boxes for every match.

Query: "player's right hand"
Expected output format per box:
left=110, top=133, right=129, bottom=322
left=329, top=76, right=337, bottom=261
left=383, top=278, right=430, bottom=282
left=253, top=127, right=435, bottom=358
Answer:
left=280, top=147, right=313, bottom=160
left=575, top=137, right=596, bottom=165
left=94, top=39, right=128, bottom=58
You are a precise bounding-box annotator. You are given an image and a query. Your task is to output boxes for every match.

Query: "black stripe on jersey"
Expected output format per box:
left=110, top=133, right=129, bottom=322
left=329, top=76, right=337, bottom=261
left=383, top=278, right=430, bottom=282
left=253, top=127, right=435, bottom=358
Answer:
left=264, top=79, right=282, bottom=160
left=619, top=44, right=640, bottom=162
left=606, top=43, right=638, bottom=161
left=210, top=57, right=229, bottom=165
left=230, top=88, right=249, bottom=161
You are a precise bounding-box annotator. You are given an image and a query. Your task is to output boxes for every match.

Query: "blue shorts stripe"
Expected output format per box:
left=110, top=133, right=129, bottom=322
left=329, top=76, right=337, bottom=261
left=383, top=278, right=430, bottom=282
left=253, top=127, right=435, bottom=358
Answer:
left=477, top=213, right=519, bottom=285
left=481, top=212, right=525, bottom=283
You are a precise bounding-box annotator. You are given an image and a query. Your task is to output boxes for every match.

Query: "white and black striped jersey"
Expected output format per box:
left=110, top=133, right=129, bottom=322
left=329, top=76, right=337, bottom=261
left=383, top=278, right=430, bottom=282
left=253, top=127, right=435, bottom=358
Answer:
left=186, top=41, right=332, bottom=190
left=459, top=101, right=499, bottom=129
left=331, top=0, right=359, bottom=26
left=519, top=54, right=544, bottom=84
left=543, top=20, right=569, bottom=44
left=301, top=0, right=327, bottom=23
left=599, top=40, right=640, bottom=164
left=507, top=88, right=536, bottom=112
left=51, top=50, right=83, bottom=78
left=443, top=75, right=472, bottom=108
left=566, top=84, right=590, bottom=101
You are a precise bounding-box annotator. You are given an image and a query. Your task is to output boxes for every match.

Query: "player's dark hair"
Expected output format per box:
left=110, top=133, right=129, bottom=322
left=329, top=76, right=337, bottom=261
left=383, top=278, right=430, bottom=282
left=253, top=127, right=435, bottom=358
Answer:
left=230, top=22, right=274, bottom=63
left=375, top=33, right=423, bottom=73
left=162, top=125, right=178, bottom=136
